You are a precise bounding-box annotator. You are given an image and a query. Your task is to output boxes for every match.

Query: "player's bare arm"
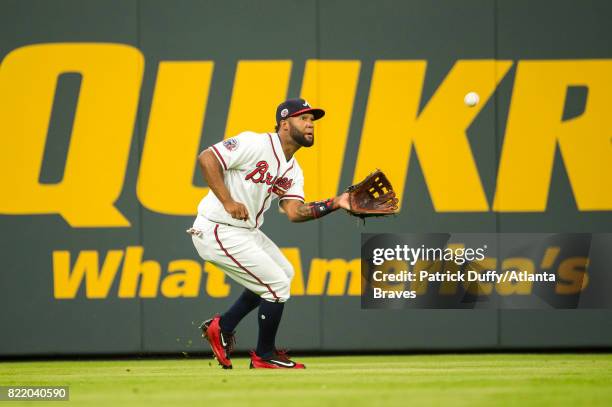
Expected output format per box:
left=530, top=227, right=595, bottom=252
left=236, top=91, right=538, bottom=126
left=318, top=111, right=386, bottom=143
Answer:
left=197, top=149, right=249, bottom=221
left=280, top=193, right=351, bottom=222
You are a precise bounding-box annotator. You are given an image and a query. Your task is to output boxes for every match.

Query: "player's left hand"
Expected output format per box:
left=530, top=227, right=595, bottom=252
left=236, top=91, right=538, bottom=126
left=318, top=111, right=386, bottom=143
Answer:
left=336, top=192, right=351, bottom=211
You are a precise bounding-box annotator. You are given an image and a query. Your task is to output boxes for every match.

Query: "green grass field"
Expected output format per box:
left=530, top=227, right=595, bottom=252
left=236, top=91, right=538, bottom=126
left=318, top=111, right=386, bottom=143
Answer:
left=2, top=354, right=611, bottom=406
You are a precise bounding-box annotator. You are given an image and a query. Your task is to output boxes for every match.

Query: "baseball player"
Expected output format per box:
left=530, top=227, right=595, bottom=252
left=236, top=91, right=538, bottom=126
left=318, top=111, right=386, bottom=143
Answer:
left=189, top=98, right=354, bottom=369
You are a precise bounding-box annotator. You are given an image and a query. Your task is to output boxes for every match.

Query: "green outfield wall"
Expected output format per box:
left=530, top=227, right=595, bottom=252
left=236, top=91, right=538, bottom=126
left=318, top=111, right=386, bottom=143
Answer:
left=1, top=0, right=611, bottom=355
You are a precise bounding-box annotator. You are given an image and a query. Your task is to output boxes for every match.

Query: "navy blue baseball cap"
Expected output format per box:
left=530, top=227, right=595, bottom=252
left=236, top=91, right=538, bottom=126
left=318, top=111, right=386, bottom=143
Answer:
left=276, top=98, right=325, bottom=125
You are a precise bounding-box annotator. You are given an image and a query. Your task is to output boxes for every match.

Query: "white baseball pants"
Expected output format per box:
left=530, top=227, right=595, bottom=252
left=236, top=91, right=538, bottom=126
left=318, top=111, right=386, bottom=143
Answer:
left=190, top=215, right=294, bottom=302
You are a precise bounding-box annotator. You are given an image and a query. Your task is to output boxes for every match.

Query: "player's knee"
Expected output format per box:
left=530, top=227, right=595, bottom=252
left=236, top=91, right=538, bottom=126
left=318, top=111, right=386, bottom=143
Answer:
left=284, top=263, right=295, bottom=281
left=267, top=276, right=291, bottom=302
left=275, top=257, right=294, bottom=281
left=277, top=276, right=291, bottom=302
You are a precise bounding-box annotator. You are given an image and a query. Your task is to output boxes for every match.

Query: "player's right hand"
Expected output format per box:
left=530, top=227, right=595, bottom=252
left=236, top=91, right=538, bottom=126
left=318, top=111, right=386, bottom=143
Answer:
left=223, top=201, right=249, bottom=221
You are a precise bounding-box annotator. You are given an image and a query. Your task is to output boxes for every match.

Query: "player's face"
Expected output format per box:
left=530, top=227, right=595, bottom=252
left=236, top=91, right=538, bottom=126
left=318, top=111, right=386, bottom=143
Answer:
left=287, top=113, right=315, bottom=147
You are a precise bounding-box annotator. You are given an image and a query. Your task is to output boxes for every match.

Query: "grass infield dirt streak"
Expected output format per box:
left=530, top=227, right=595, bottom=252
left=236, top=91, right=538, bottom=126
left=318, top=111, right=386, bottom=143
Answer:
left=1, top=354, right=611, bottom=406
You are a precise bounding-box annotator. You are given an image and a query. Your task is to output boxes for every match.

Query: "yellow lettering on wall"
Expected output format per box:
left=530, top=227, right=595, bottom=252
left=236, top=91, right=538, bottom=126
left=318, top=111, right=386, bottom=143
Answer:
left=161, top=259, right=202, bottom=298
left=224, top=61, right=292, bottom=137
left=0, top=43, right=143, bottom=226
left=203, top=262, right=231, bottom=298
left=137, top=62, right=214, bottom=215
left=298, top=60, right=361, bottom=200
left=540, top=247, right=560, bottom=269
left=354, top=61, right=425, bottom=205
left=281, top=247, right=305, bottom=295
left=354, top=60, right=512, bottom=211
left=494, top=60, right=612, bottom=211
left=556, top=257, right=589, bottom=294
left=306, top=258, right=360, bottom=296
left=53, top=249, right=123, bottom=299
left=118, top=246, right=160, bottom=298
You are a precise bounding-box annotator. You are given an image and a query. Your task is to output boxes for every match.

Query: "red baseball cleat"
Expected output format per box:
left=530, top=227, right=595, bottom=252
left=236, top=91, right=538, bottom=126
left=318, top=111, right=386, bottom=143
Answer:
left=249, top=350, right=306, bottom=369
left=200, top=315, right=235, bottom=369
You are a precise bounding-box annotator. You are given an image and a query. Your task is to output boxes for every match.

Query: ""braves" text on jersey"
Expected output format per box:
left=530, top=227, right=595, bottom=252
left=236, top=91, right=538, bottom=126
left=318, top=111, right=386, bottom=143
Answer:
left=245, top=161, right=293, bottom=193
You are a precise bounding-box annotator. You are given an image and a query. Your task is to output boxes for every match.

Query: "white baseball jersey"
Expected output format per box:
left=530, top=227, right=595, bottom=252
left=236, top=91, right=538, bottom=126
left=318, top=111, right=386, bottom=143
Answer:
left=198, top=131, right=305, bottom=229
left=191, top=131, right=304, bottom=302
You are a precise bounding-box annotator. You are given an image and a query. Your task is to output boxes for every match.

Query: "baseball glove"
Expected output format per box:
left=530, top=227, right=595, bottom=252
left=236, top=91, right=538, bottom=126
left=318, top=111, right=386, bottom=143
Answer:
left=345, top=169, right=398, bottom=218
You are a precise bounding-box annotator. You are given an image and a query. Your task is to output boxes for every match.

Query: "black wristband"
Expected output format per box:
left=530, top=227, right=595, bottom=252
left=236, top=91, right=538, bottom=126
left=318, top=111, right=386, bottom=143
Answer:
left=308, top=198, right=336, bottom=219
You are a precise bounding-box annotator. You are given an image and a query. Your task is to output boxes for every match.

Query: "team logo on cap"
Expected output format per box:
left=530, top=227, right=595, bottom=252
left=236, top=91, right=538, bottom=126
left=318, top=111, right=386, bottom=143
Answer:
left=281, top=108, right=289, bottom=118
left=223, top=138, right=239, bottom=151
left=303, top=100, right=310, bottom=107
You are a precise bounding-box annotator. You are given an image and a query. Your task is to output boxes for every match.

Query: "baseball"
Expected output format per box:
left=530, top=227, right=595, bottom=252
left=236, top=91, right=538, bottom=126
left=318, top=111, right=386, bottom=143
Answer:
left=464, top=91, right=480, bottom=107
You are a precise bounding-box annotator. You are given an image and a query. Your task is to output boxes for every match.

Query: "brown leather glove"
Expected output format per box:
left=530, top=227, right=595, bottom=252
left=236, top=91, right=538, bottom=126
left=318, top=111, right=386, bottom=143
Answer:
left=345, top=169, right=399, bottom=218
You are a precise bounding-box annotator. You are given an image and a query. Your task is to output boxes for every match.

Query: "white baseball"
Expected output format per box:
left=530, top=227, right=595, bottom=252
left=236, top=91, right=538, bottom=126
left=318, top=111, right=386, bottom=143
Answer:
left=464, top=92, right=480, bottom=107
